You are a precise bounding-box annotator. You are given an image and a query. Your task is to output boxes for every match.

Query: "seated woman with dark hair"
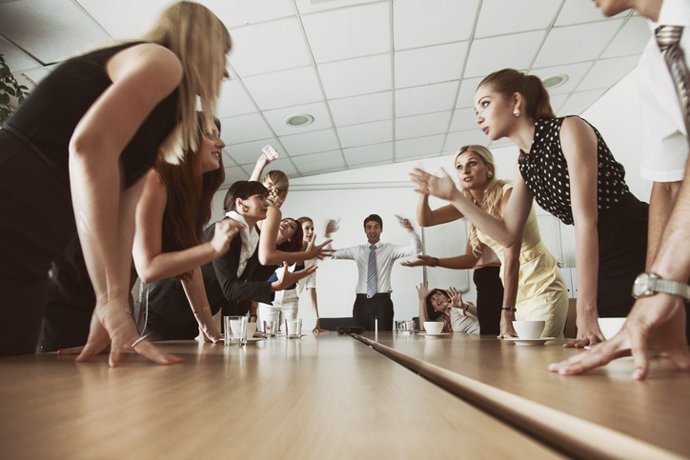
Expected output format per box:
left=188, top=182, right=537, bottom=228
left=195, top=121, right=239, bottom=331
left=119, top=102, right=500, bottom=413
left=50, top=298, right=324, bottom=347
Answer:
left=417, top=281, right=479, bottom=334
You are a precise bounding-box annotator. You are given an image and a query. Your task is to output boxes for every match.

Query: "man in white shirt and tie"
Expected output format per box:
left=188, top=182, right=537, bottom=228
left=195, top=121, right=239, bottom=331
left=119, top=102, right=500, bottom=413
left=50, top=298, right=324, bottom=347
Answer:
left=328, top=214, right=421, bottom=331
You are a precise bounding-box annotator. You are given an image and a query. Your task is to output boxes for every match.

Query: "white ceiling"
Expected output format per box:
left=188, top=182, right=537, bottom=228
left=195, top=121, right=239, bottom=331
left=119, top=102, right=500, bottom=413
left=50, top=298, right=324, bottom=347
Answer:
left=0, top=0, right=648, bottom=187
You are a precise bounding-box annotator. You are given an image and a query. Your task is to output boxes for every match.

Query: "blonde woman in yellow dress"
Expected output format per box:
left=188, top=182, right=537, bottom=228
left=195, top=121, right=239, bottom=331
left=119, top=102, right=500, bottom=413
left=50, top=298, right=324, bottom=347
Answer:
left=420, top=145, right=568, bottom=338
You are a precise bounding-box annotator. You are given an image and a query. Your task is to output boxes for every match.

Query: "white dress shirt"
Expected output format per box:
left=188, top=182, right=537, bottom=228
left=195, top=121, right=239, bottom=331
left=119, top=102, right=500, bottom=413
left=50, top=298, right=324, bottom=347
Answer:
left=225, top=211, right=259, bottom=277
left=331, top=231, right=421, bottom=294
left=638, top=0, right=690, bottom=182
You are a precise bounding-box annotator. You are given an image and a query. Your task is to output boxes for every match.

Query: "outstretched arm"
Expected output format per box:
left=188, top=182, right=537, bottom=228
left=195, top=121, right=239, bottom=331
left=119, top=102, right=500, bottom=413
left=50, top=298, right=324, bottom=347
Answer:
left=411, top=166, right=533, bottom=248
left=417, top=281, right=430, bottom=331
left=258, top=206, right=332, bottom=265
left=249, top=145, right=278, bottom=181
left=416, top=192, right=463, bottom=227
left=402, top=242, right=479, bottom=269
left=180, top=267, right=221, bottom=343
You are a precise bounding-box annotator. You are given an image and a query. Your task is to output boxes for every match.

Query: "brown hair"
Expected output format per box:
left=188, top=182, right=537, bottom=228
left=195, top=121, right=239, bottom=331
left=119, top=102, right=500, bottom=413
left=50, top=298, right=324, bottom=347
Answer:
left=143, top=1, right=231, bottom=162
left=455, top=145, right=508, bottom=257
left=158, top=115, right=225, bottom=279
left=262, top=170, right=289, bottom=206
left=223, top=181, right=268, bottom=213
left=277, top=218, right=304, bottom=253
left=479, top=68, right=555, bottom=120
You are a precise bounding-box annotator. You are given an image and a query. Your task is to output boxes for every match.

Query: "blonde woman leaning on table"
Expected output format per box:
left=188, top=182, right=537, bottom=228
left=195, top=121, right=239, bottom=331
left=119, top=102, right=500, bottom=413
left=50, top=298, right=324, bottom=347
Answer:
left=0, top=1, right=229, bottom=364
left=412, top=145, right=568, bottom=339
left=417, top=282, right=479, bottom=334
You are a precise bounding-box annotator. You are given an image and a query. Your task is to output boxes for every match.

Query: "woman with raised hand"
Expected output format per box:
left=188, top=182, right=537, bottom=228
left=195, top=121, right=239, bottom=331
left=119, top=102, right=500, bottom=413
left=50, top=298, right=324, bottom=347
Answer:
left=249, top=149, right=332, bottom=265
left=411, top=69, right=647, bottom=347
left=417, top=281, right=479, bottom=334
left=0, top=1, right=230, bottom=365
left=296, top=216, right=324, bottom=333
left=412, top=145, right=568, bottom=338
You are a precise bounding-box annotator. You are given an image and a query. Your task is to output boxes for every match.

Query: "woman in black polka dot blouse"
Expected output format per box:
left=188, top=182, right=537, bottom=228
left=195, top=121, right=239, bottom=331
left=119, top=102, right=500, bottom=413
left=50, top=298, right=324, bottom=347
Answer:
left=411, top=68, right=648, bottom=348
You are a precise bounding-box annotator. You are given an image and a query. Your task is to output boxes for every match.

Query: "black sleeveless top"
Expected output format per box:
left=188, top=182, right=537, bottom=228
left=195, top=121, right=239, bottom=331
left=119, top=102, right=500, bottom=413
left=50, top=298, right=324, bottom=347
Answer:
left=518, top=116, right=630, bottom=225
left=6, top=42, right=179, bottom=188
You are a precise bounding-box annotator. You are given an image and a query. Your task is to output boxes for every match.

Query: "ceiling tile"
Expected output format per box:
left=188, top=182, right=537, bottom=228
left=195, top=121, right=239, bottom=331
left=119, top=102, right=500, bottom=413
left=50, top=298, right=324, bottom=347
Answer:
left=301, top=2, right=389, bottom=63
left=395, top=81, right=459, bottom=117
left=393, top=0, right=479, bottom=50
left=449, top=108, right=478, bottom=132
left=77, top=0, right=171, bottom=38
left=455, top=76, right=484, bottom=108
left=203, top=0, right=296, bottom=27
left=226, top=138, right=279, bottom=165
left=555, top=0, right=629, bottom=26
left=318, top=54, right=391, bottom=99
left=229, top=18, right=312, bottom=77
left=558, top=88, right=607, bottom=116
left=395, top=42, right=467, bottom=88
left=533, top=20, right=624, bottom=68
left=0, top=36, right=41, bottom=72
left=601, top=16, right=650, bottom=58
left=294, top=0, right=377, bottom=15
left=443, top=130, right=488, bottom=154
left=396, top=111, right=452, bottom=140
left=223, top=166, right=251, bottom=186
left=242, top=66, right=323, bottom=110
left=549, top=93, right=570, bottom=115
left=575, top=55, right=638, bottom=91
left=338, top=119, right=393, bottom=148
left=475, top=0, right=560, bottom=38
left=291, top=150, right=346, bottom=174
left=328, top=91, right=393, bottom=126
left=0, top=0, right=111, bottom=64
left=217, top=80, right=258, bottom=118
left=263, top=102, right=332, bottom=136
left=221, top=113, right=274, bottom=144
left=464, top=30, right=544, bottom=78
left=530, top=61, right=594, bottom=95
left=395, top=134, right=445, bottom=159
left=343, top=142, right=394, bottom=166
left=279, top=128, right=340, bottom=156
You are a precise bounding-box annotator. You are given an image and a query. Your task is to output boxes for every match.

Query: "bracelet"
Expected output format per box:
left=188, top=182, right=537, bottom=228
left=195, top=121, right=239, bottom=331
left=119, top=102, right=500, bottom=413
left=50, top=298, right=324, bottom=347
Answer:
left=501, top=307, right=517, bottom=313
left=193, top=306, right=211, bottom=315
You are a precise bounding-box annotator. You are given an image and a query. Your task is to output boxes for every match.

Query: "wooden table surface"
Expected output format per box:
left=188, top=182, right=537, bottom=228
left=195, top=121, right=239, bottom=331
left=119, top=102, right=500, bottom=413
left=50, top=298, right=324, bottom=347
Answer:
left=358, top=332, right=690, bottom=460
left=0, top=333, right=563, bottom=460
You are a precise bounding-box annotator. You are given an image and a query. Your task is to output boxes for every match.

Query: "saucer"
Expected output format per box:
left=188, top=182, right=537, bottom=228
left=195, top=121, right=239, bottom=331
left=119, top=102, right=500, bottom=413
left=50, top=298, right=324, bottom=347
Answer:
left=246, top=337, right=266, bottom=344
left=419, top=332, right=451, bottom=338
left=504, top=337, right=555, bottom=346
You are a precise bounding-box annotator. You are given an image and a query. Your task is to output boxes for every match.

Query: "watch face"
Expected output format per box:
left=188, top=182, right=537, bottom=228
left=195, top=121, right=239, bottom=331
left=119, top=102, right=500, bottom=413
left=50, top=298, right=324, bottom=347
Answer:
left=632, top=272, right=651, bottom=298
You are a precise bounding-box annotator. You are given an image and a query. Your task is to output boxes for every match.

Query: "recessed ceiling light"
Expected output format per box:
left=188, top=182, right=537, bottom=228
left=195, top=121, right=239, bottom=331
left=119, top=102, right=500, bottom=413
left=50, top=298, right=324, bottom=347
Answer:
left=542, top=74, right=569, bottom=89
left=285, top=113, right=315, bottom=127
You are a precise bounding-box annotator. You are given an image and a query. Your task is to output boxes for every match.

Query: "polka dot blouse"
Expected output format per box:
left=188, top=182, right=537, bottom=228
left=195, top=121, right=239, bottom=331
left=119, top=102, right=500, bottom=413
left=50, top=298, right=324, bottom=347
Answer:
left=518, top=116, right=629, bottom=225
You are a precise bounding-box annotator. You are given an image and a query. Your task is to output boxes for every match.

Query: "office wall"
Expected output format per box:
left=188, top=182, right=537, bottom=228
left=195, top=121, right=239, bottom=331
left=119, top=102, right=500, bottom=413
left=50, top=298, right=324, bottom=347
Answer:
left=211, top=69, right=651, bottom=327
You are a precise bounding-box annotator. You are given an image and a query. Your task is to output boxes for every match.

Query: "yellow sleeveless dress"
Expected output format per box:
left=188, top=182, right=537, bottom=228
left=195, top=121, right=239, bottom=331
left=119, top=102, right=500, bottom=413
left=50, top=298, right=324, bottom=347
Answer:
left=475, top=185, right=568, bottom=338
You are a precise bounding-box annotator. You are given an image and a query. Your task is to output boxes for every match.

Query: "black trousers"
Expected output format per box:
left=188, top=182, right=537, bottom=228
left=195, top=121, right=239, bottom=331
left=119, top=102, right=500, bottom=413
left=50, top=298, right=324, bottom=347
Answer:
left=0, top=130, right=75, bottom=356
left=473, top=266, right=503, bottom=335
left=353, top=293, right=393, bottom=331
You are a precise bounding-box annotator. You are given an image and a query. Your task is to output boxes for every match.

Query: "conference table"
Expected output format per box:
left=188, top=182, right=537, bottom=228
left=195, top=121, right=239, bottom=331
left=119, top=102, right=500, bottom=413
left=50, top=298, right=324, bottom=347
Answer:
left=0, top=332, right=686, bottom=459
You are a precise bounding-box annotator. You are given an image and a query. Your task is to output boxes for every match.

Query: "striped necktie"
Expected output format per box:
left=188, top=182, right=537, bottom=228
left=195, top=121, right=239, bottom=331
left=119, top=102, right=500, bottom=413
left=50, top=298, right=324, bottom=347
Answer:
left=367, top=244, right=377, bottom=298
left=656, top=25, right=690, bottom=142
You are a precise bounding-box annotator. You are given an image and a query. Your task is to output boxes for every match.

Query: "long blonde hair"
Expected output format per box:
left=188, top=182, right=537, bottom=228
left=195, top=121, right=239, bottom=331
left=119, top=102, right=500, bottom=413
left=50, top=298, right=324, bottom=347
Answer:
left=455, top=145, right=508, bottom=257
left=143, top=1, right=231, bottom=163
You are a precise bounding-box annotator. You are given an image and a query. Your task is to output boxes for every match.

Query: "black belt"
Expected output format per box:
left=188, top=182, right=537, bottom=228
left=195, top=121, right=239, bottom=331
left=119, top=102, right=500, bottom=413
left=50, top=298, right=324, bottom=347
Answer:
left=356, top=292, right=391, bottom=299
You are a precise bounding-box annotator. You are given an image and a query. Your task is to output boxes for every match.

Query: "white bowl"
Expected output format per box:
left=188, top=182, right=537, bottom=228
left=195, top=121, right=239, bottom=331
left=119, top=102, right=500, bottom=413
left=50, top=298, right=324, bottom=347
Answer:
left=512, top=320, right=545, bottom=339
left=424, top=321, right=444, bottom=334
left=598, top=317, right=626, bottom=340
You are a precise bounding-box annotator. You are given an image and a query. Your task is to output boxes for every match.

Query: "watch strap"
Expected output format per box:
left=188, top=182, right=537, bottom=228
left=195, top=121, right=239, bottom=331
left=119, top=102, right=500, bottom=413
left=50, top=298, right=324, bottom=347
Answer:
left=655, top=278, right=690, bottom=300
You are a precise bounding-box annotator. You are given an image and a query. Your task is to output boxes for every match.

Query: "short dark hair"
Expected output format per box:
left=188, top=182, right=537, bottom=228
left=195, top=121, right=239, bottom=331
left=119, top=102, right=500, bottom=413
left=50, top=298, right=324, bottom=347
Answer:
left=363, top=213, right=383, bottom=229
left=223, top=180, right=268, bottom=212
left=425, top=288, right=448, bottom=321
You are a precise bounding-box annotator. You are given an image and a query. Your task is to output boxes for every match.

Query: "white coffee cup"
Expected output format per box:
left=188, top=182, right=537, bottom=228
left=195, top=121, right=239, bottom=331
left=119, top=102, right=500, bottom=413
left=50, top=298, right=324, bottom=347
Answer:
left=512, top=320, right=545, bottom=339
left=598, top=317, right=626, bottom=340
left=423, top=321, right=444, bottom=334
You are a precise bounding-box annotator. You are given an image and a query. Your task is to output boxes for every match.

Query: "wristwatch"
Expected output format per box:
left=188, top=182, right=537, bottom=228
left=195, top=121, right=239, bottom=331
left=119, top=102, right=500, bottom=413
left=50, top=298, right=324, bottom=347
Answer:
left=631, top=272, right=690, bottom=300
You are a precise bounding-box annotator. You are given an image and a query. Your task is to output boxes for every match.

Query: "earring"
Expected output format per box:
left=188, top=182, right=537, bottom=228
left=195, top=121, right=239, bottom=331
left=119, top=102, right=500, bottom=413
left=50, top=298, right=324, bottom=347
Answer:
left=513, top=108, right=520, bottom=117
left=487, top=171, right=493, bottom=178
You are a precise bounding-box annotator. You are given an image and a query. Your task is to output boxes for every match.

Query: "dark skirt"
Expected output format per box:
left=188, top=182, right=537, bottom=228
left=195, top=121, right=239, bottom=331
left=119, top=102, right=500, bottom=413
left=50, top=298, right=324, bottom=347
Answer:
left=473, top=265, right=503, bottom=335
left=596, top=192, right=648, bottom=317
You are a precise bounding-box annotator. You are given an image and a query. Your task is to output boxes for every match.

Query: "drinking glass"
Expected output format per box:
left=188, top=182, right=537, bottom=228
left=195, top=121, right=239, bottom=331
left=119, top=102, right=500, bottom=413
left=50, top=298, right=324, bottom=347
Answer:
left=224, top=315, right=247, bottom=346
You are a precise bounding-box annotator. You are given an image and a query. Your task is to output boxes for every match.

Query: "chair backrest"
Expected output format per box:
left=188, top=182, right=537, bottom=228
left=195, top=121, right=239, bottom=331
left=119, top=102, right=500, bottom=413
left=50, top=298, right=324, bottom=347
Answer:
left=319, top=317, right=358, bottom=330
